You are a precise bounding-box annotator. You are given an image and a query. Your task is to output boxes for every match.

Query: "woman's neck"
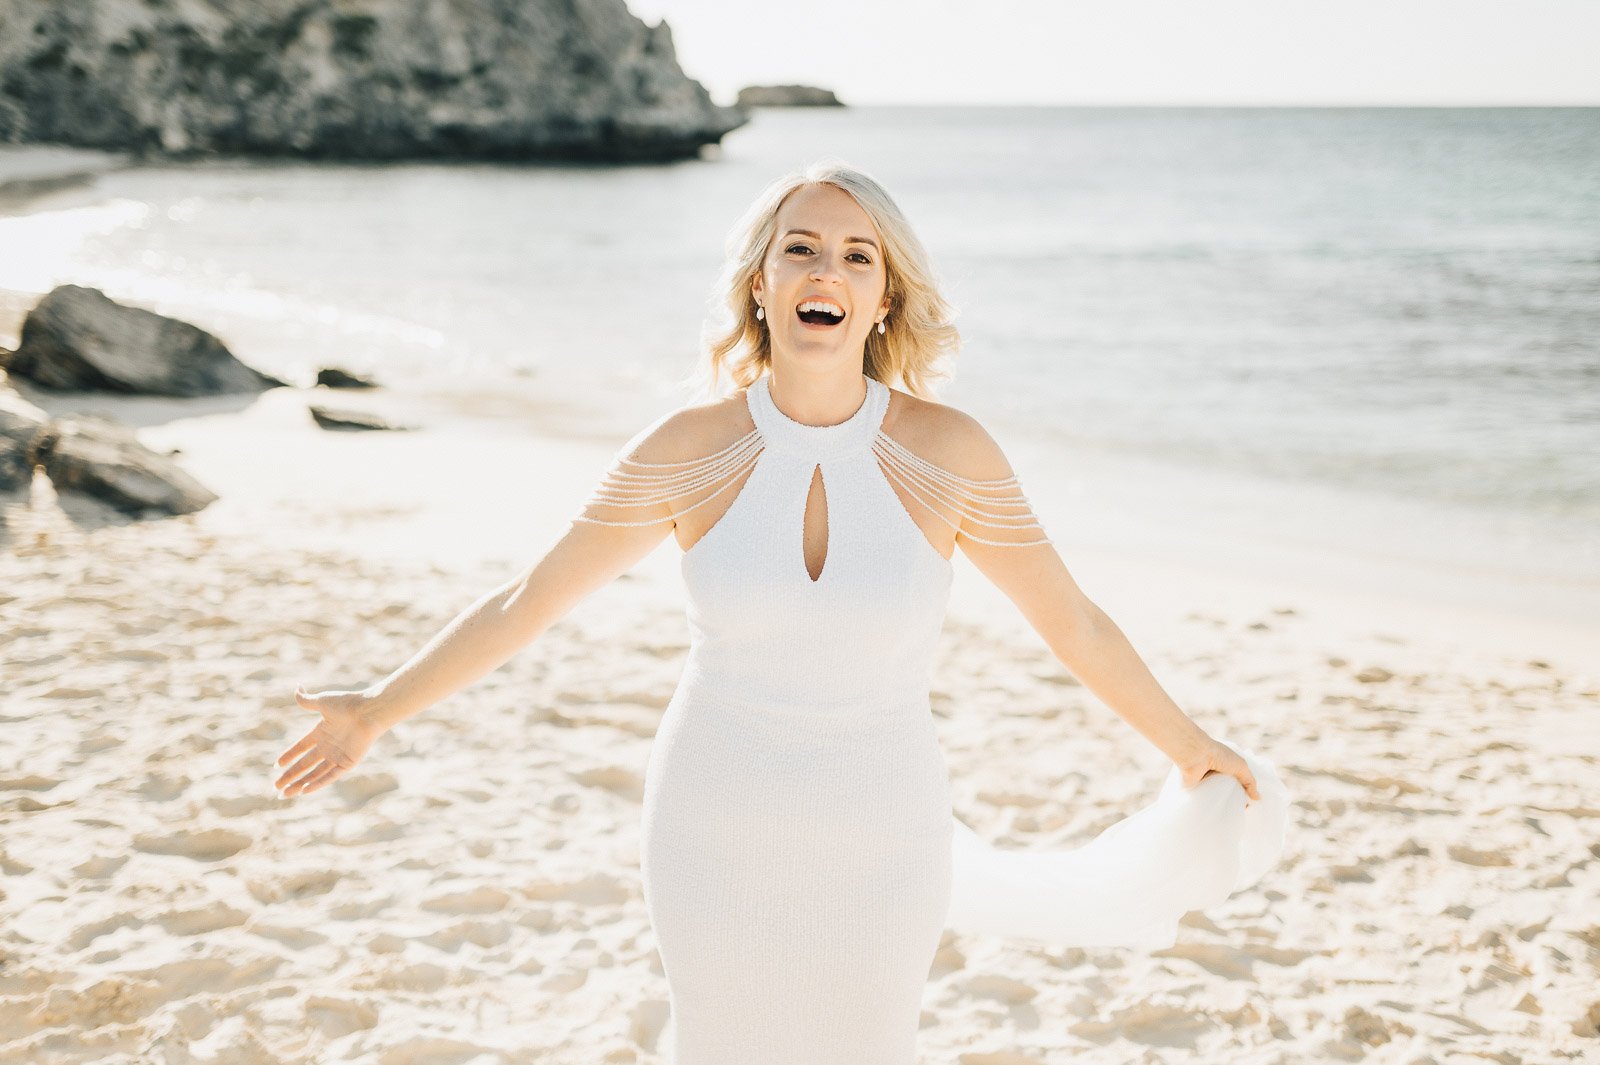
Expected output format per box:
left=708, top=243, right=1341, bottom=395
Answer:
left=764, top=366, right=868, bottom=428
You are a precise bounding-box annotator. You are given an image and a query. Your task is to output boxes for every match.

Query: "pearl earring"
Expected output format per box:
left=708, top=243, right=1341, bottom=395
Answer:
left=876, top=317, right=886, bottom=335
left=755, top=304, right=764, bottom=321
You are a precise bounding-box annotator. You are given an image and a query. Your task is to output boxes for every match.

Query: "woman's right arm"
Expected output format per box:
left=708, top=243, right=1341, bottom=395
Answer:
left=277, top=405, right=752, bottom=797
left=354, top=412, right=692, bottom=734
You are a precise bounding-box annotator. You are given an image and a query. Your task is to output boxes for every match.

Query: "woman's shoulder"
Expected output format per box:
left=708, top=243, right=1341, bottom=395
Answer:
left=610, top=387, right=756, bottom=467
left=881, top=385, right=1018, bottom=481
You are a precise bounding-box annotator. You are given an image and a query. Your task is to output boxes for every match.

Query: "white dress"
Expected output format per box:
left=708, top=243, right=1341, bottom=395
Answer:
left=574, top=371, right=1290, bottom=1065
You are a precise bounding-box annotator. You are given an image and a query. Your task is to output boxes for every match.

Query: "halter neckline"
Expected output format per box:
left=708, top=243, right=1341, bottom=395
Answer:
left=747, top=372, right=889, bottom=458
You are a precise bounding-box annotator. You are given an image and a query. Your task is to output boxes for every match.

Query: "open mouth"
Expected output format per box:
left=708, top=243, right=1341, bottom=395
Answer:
left=796, top=301, right=845, bottom=328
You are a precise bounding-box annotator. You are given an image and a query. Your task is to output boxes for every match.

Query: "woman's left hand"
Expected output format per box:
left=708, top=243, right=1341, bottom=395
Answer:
left=1175, top=737, right=1261, bottom=803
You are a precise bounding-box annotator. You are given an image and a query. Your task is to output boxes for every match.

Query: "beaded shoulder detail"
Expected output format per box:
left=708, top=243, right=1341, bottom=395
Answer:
left=871, top=428, right=1052, bottom=548
left=571, top=425, right=766, bottom=528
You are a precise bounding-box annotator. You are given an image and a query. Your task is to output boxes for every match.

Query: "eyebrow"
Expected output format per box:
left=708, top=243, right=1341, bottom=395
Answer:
left=782, top=228, right=879, bottom=252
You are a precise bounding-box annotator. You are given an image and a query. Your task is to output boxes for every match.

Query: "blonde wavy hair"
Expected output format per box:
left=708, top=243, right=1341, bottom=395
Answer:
left=685, top=158, right=960, bottom=401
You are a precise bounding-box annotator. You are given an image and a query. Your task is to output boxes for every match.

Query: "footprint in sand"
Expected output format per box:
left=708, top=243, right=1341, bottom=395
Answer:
left=1069, top=997, right=1212, bottom=1046
left=245, top=922, right=329, bottom=950
left=145, top=953, right=277, bottom=998
left=366, top=932, right=407, bottom=954
left=156, top=901, right=249, bottom=936
left=371, top=1034, right=498, bottom=1064
left=333, top=771, right=398, bottom=807
left=138, top=773, right=189, bottom=801
left=930, top=942, right=967, bottom=978
left=77, top=733, right=123, bottom=755
left=1342, top=1003, right=1413, bottom=1046
left=1447, top=843, right=1513, bottom=867
left=67, top=911, right=146, bottom=951
left=133, top=826, right=252, bottom=861
left=419, top=919, right=513, bottom=951
left=538, top=967, right=588, bottom=993
left=356, top=818, right=406, bottom=843
left=0, top=774, right=61, bottom=792
left=956, top=1051, right=1047, bottom=1065
left=304, top=994, right=379, bottom=1039
left=246, top=867, right=340, bottom=904
left=71, top=854, right=127, bottom=878
left=629, top=998, right=670, bottom=1053
left=208, top=793, right=280, bottom=817
left=522, top=871, right=632, bottom=906
left=420, top=886, right=512, bottom=915
left=364, top=961, right=449, bottom=993
left=959, top=973, right=1038, bottom=1004
left=30, top=976, right=163, bottom=1027
left=572, top=764, right=644, bottom=802
left=1154, top=941, right=1258, bottom=980
left=328, top=896, right=393, bottom=921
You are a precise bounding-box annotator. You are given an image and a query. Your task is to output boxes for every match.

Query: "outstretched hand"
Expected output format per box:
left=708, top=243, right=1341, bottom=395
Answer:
left=1176, top=736, right=1261, bottom=804
left=274, top=687, right=385, bottom=798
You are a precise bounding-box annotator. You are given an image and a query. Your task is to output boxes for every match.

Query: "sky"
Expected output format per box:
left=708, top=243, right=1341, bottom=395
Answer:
left=622, top=0, right=1600, bottom=107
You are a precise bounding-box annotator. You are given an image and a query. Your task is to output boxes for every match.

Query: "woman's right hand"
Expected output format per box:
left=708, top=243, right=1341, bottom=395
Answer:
left=274, top=686, right=386, bottom=798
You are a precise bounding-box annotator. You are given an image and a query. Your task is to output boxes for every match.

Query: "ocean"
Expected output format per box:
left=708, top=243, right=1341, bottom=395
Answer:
left=2, top=106, right=1597, bottom=610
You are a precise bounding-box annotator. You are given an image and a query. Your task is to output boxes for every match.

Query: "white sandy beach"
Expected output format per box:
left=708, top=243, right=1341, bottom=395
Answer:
left=2, top=355, right=1598, bottom=1064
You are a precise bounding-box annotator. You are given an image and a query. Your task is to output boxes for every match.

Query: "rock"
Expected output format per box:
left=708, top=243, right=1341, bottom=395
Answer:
left=316, top=367, right=379, bottom=389
left=0, top=0, right=747, bottom=163
left=0, top=430, right=31, bottom=492
left=0, top=386, right=50, bottom=492
left=735, top=84, right=844, bottom=108
left=3, top=286, right=286, bottom=396
left=31, top=413, right=218, bottom=516
left=308, top=405, right=410, bottom=431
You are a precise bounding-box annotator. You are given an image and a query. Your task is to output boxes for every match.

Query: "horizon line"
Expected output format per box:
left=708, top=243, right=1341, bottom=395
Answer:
left=712, top=98, right=1600, bottom=110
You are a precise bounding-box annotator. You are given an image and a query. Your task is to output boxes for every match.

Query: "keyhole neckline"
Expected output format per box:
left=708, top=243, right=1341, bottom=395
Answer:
left=803, top=462, right=828, bottom=583
left=747, top=372, right=889, bottom=458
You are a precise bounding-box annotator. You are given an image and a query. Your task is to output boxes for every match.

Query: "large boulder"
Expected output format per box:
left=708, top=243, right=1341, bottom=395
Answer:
left=2, top=285, right=286, bottom=396
left=30, top=414, right=218, bottom=516
left=0, top=0, right=747, bottom=162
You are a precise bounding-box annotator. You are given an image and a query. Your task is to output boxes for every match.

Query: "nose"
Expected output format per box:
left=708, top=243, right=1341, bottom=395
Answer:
left=808, top=251, right=846, bottom=283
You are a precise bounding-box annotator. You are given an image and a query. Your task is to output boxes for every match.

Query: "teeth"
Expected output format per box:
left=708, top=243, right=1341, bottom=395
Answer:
left=798, top=300, right=844, bottom=318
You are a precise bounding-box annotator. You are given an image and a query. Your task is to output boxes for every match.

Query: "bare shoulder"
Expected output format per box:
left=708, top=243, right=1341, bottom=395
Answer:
left=882, top=386, right=1017, bottom=480
left=612, top=387, right=756, bottom=466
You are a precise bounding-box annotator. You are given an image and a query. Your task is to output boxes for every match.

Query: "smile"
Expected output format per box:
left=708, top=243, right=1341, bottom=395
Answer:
left=796, top=299, right=845, bottom=328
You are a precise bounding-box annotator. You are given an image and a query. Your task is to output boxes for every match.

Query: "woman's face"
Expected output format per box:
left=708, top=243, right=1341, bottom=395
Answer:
left=752, top=183, right=890, bottom=372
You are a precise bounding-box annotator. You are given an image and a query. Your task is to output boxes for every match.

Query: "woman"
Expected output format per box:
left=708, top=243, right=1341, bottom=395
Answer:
left=275, top=159, right=1288, bottom=1063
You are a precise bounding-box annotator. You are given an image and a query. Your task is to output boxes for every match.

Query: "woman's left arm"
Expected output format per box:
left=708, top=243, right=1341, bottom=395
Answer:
left=934, top=413, right=1255, bottom=796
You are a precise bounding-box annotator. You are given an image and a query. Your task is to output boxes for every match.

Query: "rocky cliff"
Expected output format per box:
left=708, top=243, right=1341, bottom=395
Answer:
left=0, top=0, right=746, bottom=162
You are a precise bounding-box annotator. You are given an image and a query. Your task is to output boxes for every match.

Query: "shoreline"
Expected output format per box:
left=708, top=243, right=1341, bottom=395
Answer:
left=0, top=145, right=131, bottom=212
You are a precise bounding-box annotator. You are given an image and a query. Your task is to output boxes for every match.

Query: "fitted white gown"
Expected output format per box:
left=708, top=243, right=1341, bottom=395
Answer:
left=574, top=372, right=1290, bottom=1065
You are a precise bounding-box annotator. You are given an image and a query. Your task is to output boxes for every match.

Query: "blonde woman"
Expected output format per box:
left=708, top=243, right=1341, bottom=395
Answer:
left=276, top=159, right=1288, bottom=1063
